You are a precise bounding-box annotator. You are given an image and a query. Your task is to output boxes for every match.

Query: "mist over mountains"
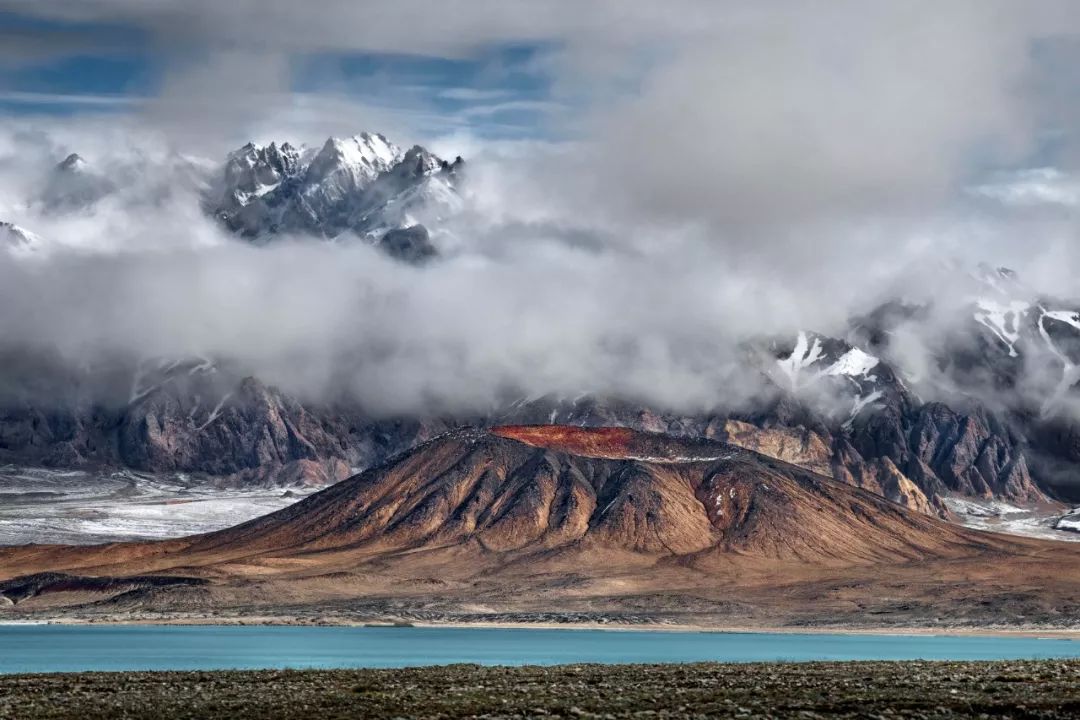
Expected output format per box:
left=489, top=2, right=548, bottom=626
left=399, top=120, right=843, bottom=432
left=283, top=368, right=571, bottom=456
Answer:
left=1, top=127, right=1080, bottom=517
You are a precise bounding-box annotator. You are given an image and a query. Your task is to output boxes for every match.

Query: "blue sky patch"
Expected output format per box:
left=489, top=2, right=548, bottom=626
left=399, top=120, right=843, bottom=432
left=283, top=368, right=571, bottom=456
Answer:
left=0, top=11, right=562, bottom=137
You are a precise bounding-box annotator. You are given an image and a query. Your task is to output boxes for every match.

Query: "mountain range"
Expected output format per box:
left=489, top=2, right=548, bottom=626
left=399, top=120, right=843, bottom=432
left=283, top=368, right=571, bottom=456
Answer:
left=4, top=132, right=463, bottom=263
left=2, top=131, right=1080, bottom=540
left=207, top=132, right=463, bottom=260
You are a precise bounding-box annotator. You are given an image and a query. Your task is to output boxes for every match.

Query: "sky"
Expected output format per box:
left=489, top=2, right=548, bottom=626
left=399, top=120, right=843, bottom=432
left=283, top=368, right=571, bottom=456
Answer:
left=3, top=1, right=1080, bottom=419
left=3, top=2, right=1079, bottom=159
left=0, top=5, right=570, bottom=141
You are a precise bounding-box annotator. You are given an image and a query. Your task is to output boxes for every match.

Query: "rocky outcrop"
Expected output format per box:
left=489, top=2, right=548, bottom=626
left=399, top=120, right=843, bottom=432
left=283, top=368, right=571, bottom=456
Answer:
left=377, top=224, right=436, bottom=264
left=718, top=420, right=833, bottom=477
left=0, top=572, right=206, bottom=605
left=715, top=421, right=936, bottom=515
left=114, top=372, right=455, bottom=486
left=0, top=350, right=452, bottom=487
left=875, top=457, right=936, bottom=516
left=905, top=403, right=1036, bottom=500
left=41, top=153, right=116, bottom=210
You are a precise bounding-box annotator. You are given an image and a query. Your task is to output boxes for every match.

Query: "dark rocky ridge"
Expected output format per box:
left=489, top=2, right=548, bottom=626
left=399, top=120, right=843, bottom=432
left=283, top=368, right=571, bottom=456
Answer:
left=0, top=340, right=1062, bottom=512
left=0, top=572, right=205, bottom=605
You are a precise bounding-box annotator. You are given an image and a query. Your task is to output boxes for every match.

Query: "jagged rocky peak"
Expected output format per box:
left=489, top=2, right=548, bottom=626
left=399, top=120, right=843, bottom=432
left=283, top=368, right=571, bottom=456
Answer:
left=305, top=133, right=400, bottom=185
left=209, top=131, right=463, bottom=261
left=42, top=151, right=115, bottom=210
left=0, top=220, right=31, bottom=240
left=394, top=145, right=445, bottom=178
left=222, top=141, right=302, bottom=197
left=56, top=153, right=87, bottom=173
left=0, top=221, right=44, bottom=254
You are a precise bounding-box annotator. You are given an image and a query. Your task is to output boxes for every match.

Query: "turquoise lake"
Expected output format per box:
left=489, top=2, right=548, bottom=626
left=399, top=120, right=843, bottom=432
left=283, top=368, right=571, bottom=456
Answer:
left=1, top=625, right=1078, bottom=674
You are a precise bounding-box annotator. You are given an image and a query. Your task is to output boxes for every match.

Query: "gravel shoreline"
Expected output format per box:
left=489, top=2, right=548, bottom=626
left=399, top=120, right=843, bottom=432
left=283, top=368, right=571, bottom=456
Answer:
left=1, top=660, right=1078, bottom=719
left=6, top=601, right=1080, bottom=637
left=8, top=618, right=1080, bottom=640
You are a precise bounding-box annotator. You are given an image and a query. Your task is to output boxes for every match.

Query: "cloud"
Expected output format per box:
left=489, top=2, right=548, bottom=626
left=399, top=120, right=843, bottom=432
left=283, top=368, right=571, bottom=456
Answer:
left=0, top=1, right=721, bottom=57
left=0, top=205, right=785, bottom=415
left=0, top=90, right=137, bottom=107
left=2, top=1, right=1080, bottom=421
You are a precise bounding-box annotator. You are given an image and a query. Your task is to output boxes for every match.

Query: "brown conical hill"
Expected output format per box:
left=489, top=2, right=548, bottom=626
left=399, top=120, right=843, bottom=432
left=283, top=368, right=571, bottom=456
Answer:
left=177, top=425, right=995, bottom=564
left=3, top=425, right=1075, bottom=623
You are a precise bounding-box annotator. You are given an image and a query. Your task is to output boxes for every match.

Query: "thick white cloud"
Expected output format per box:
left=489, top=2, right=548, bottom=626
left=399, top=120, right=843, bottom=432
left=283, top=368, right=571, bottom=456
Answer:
left=2, top=2, right=1080, bottom=414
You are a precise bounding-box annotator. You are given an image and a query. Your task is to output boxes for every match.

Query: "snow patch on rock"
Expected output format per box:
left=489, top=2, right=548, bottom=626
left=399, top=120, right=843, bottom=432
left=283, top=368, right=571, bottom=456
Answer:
left=973, top=298, right=1030, bottom=358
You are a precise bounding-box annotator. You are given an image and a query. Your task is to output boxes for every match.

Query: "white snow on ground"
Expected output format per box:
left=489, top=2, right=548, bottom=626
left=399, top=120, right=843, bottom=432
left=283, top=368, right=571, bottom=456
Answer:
left=844, top=390, right=884, bottom=428
left=1056, top=508, right=1080, bottom=533
left=629, top=453, right=737, bottom=464
left=196, top=391, right=233, bottom=431
left=303, top=134, right=401, bottom=195
left=335, top=133, right=399, bottom=169
left=945, top=497, right=1026, bottom=518
left=944, top=496, right=1080, bottom=543
left=1035, top=309, right=1080, bottom=417
left=825, top=348, right=879, bottom=379
left=973, top=298, right=1030, bottom=357
left=1043, top=309, right=1080, bottom=331
left=0, top=467, right=312, bottom=545
left=775, top=333, right=884, bottom=386
left=776, top=331, right=824, bottom=388
left=776, top=333, right=887, bottom=425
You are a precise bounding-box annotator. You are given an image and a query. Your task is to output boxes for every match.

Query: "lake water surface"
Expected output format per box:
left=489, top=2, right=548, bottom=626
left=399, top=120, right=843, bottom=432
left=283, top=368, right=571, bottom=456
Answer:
left=1, top=625, right=1078, bottom=674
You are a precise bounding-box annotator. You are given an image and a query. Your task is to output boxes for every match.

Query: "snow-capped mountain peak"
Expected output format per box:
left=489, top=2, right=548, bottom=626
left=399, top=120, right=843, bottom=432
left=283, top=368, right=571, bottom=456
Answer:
left=825, top=346, right=880, bottom=379
left=42, top=152, right=115, bottom=210
left=771, top=331, right=893, bottom=427
left=210, top=132, right=463, bottom=260
left=394, top=145, right=445, bottom=178
left=222, top=141, right=302, bottom=201
left=305, top=133, right=400, bottom=187
left=0, top=221, right=45, bottom=255
left=57, top=153, right=88, bottom=173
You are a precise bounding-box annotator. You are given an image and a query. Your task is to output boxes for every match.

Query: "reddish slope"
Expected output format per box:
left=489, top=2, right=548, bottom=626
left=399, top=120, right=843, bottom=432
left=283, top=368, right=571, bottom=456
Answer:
left=8, top=426, right=1008, bottom=567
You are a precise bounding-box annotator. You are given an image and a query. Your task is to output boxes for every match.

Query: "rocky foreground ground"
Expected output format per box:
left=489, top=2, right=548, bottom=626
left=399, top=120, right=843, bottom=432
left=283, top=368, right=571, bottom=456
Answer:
left=1, top=660, right=1078, bottom=719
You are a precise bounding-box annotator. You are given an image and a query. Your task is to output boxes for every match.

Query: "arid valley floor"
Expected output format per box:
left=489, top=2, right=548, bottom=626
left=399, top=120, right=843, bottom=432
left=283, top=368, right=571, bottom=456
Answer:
left=2, top=427, right=1079, bottom=632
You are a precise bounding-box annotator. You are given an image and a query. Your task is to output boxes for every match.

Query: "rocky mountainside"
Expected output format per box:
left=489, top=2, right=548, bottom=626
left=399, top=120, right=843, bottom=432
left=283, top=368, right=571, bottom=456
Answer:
left=206, top=132, right=463, bottom=259
left=0, top=349, right=455, bottom=488
left=5, top=426, right=1079, bottom=625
